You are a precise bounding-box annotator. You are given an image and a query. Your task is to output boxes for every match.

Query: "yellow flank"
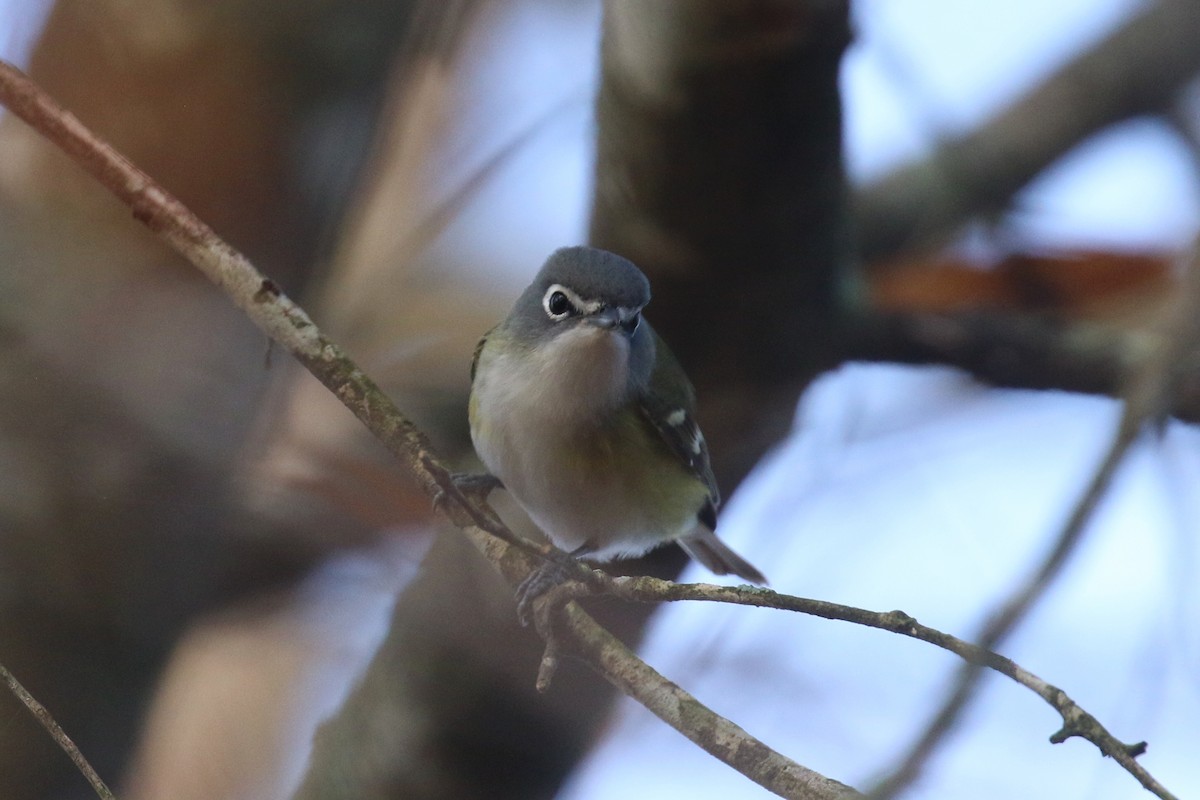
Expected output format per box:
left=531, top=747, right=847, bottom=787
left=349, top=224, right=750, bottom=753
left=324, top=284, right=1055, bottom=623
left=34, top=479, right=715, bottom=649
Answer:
left=468, top=391, right=480, bottom=433
left=566, top=410, right=709, bottom=532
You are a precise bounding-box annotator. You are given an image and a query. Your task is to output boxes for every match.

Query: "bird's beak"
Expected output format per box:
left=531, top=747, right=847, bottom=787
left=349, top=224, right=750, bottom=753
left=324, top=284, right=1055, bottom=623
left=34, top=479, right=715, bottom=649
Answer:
left=587, top=308, right=622, bottom=330
left=587, top=307, right=639, bottom=336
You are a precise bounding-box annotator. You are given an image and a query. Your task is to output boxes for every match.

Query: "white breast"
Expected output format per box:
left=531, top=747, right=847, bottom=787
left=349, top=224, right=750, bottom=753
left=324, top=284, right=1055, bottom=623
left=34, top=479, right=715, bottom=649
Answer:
left=473, top=325, right=629, bottom=430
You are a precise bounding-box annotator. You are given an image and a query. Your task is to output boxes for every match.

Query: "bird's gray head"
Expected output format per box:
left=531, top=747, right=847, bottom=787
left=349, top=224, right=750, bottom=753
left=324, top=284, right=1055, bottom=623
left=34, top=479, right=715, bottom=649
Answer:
left=504, top=246, right=656, bottom=389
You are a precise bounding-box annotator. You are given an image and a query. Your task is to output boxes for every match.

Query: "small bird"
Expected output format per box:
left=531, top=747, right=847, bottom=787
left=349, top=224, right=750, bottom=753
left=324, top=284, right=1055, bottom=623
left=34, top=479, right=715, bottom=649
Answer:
left=467, top=246, right=765, bottom=588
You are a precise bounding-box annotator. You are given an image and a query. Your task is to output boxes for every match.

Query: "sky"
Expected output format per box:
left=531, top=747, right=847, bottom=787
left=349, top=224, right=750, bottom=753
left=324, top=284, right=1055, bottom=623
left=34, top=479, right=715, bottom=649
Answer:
left=0, top=0, right=51, bottom=68
left=2, top=2, right=1197, bottom=799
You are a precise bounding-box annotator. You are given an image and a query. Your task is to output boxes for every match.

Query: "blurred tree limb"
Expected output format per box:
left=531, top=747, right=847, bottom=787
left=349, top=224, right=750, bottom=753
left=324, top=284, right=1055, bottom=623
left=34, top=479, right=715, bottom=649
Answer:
left=591, top=0, right=854, bottom=482
left=853, top=309, right=1200, bottom=424
left=854, top=0, right=1200, bottom=414
left=857, top=0, right=1200, bottom=263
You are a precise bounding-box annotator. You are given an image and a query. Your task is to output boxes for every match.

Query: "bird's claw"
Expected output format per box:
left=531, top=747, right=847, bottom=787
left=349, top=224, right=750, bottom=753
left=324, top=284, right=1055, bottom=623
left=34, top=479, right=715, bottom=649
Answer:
left=516, top=551, right=596, bottom=627
left=432, top=472, right=503, bottom=514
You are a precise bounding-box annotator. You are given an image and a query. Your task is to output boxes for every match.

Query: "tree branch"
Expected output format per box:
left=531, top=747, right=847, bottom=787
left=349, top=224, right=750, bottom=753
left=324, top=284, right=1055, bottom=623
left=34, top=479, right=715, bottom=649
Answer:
left=0, top=58, right=853, bottom=800
left=0, top=662, right=116, bottom=800
left=850, top=306, right=1200, bottom=424
left=857, top=0, right=1200, bottom=263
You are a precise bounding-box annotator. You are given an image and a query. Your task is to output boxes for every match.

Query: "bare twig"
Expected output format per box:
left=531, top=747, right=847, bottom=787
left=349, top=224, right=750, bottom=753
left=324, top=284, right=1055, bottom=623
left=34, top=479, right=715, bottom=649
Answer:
left=390, top=90, right=585, bottom=266
left=864, top=247, right=1200, bottom=800
left=0, top=58, right=852, bottom=800
left=0, top=662, right=116, bottom=800
left=608, top=578, right=1176, bottom=800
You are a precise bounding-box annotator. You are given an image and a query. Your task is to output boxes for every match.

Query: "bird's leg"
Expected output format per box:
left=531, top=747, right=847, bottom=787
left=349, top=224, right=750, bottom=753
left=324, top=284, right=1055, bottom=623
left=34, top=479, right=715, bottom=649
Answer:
left=516, top=545, right=601, bottom=627
left=431, top=471, right=504, bottom=519
left=447, top=472, right=503, bottom=505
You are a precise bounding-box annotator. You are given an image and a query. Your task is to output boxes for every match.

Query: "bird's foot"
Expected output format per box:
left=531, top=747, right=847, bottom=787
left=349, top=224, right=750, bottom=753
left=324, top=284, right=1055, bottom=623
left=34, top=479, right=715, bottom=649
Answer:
left=516, top=548, right=602, bottom=628
left=516, top=549, right=621, bottom=691
left=431, top=471, right=503, bottom=516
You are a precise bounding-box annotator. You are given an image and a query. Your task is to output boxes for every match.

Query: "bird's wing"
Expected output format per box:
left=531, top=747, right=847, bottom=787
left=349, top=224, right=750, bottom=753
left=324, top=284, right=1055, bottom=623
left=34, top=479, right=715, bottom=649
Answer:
left=469, top=326, right=496, bottom=383
left=638, top=327, right=720, bottom=518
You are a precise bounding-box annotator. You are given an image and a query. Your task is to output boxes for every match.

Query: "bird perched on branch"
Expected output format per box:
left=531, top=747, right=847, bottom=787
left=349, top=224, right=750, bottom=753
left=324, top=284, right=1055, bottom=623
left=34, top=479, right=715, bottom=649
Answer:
left=466, top=246, right=765, bottom=597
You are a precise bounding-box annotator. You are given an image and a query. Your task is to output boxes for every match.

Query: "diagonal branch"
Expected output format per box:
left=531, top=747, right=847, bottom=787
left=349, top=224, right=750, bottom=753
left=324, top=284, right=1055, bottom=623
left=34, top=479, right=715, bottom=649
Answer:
left=850, top=310, right=1145, bottom=407
left=0, top=662, right=117, bottom=800
left=0, top=58, right=854, bottom=800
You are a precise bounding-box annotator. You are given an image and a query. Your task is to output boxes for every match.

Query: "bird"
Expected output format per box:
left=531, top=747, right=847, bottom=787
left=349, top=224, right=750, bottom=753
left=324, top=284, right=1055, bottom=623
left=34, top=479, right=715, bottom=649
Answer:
left=466, top=245, right=766, bottom=595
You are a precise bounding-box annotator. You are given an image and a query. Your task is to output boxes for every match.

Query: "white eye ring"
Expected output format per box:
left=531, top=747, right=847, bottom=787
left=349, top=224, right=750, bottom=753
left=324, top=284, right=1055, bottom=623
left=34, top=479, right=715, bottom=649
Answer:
left=543, top=284, right=579, bottom=320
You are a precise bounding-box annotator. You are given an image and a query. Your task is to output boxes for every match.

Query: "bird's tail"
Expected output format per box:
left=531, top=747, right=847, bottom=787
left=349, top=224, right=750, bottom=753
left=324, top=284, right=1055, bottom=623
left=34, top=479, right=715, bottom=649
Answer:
left=678, top=530, right=767, bottom=585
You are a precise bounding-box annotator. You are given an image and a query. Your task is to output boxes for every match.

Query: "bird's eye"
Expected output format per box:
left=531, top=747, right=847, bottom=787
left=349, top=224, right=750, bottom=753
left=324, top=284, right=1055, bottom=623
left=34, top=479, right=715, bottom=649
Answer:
left=544, top=289, right=575, bottom=319
left=621, top=311, right=641, bottom=335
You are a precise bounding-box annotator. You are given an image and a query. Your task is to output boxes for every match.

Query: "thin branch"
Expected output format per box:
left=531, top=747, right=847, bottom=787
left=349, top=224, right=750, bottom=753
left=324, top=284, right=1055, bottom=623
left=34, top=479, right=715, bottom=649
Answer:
left=0, top=58, right=852, bottom=800
left=864, top=246, right=1200, bottom=800
left=0, top=662, right=117, bottom=800
left=605, top=577, right=1171, bottom=798
left=391, top=90, right=586, bottom=266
